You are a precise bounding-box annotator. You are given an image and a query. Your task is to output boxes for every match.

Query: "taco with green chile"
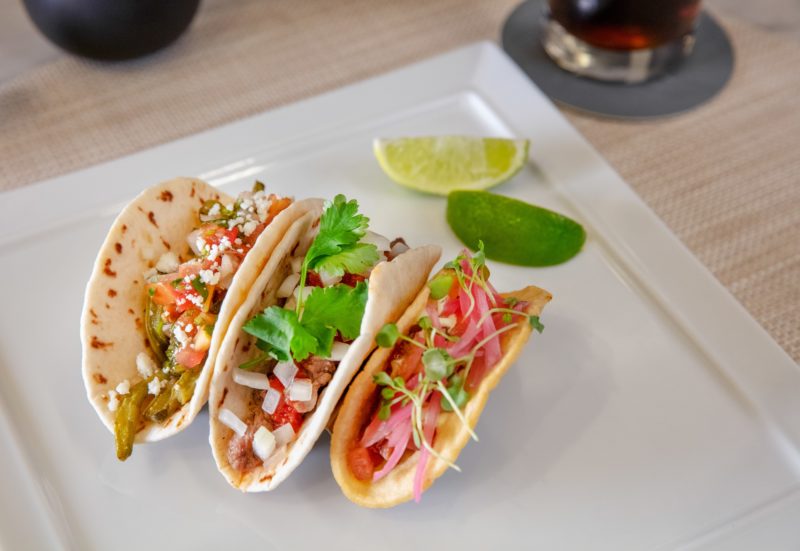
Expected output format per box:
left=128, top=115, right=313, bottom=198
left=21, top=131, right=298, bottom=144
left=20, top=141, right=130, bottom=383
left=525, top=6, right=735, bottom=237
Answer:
left=209, top=194, right=440, bottom=491
left=81, top=178, right=316, bottom=460
left=330, top=245, right=551, bottom=507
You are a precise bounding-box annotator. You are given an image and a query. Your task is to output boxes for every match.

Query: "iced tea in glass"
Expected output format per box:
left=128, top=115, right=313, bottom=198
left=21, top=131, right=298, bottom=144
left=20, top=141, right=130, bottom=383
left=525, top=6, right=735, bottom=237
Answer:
left=542, top=0, right=703, bottom=82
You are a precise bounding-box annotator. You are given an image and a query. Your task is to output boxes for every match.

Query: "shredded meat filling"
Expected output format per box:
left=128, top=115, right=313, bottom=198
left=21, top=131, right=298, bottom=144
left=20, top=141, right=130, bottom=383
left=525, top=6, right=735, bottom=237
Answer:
left=227, top=393, right=273, bottom=473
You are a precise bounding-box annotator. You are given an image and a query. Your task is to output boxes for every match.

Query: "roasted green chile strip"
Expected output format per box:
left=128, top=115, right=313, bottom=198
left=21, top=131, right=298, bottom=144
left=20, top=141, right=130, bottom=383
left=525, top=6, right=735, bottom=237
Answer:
left=114, top=381, right=149, bottom=460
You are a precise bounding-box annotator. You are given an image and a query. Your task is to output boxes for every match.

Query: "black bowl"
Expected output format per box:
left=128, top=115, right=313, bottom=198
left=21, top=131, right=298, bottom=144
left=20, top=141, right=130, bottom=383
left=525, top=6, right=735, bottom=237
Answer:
left=23, top=0, right=201, bottom=61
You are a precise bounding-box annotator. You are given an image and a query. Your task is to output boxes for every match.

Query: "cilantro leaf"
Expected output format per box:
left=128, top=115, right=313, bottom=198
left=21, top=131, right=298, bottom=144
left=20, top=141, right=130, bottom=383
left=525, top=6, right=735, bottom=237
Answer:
left=243, top=307, right=320, bottom=362
left=305, top=195, right=371, bottom=270
left=301, top=320, right=335, bottom=359
left=302, top=281, right=369, bottom=340
left=314, top=243, right=380, bottom=279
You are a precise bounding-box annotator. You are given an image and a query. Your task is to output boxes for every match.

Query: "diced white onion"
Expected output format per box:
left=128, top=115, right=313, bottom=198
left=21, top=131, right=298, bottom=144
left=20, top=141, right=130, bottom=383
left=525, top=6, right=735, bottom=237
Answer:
left=318, top=270, right=342, bottom=287
left=327, top=341, right=351, bottom=361
left=187, top=230, right=203, bottom=255
left=218, top=408, right=247, bottom=437
left=143, top=267, right=158, bottom=281
left=290, top=256, right=303, bottom=273
left=136, top=352, right=156, bottom=378
left=274, top=361, right=297, bottom=388
left=277, top=273, right=300, bottom=298
left=262, top=388, right=281, bottom=415
left=273, top=423, right=296, bottom=446
left=252, top=426, right=276, bottom=461
left=115, top=380, right=131, bottom=395
left=292, top=286, right=314, bottom=302
left=288, top=379, right=312, bottom=402
left=292, top=387, right=318, bottom=414
left=155, top=251, right=180, bottom=274
left=361, top=231, right=391, bottom=252
left=233, top=368, right=270, bottom=390
left=440, top=315, right=456, bottom=329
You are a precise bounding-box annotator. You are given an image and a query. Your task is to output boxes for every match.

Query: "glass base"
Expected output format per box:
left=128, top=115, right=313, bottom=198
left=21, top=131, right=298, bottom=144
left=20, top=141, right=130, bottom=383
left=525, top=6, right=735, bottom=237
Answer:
left=541, top=15, right=696, bottom=83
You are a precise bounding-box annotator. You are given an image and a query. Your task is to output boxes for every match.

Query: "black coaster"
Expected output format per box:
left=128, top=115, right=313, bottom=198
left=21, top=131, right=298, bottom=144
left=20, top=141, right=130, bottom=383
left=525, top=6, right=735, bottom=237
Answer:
left=501, top=0, right=735, bottom=119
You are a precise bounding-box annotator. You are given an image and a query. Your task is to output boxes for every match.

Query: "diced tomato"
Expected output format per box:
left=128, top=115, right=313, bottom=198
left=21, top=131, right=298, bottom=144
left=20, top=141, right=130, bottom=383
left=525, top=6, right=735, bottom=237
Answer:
left=201, top=225, right=239, bottom=250
left=267, top=375, right=304, bottom=432
left=341, top=273, right=367, bottom=286
left=148, top=281, right=181, bottom=306
left=176, top=310, right=200, bottom=333
left=178, top=262, right=202, bottom=279
left=175, top=345, right=206, bottom=369
left=347, top=447, right=375, bottom=481
left=243, top=221, right=269, bottom=249
left=267, top=196, right=292, bottom=221
left=273, top=401, right=303, bottom=433
left=306, top=271, right=323, bottom=287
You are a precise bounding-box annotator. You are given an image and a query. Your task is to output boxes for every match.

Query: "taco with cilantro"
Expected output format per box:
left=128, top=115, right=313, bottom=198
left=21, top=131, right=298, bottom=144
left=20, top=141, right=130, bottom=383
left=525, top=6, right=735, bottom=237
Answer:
left=330, top=246, right=551, bottom=507
left=81, top=178, right=316, bottom=460
left=209, top=194, right=440, bottom=491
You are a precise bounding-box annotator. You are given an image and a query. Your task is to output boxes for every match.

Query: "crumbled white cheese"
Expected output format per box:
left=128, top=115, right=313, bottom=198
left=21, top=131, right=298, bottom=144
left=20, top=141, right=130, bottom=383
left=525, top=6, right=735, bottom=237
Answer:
left=136, top=352, right=156, bottom=378
left=254, top=192, right=272, bottom=221
left=147, top=378, right=162, bottom=395
left=242, top=220, right=258, bottom=236
left=173, top=326, right=190, bottom=347
left=199, top=269, right=220, bottom=285
left=116, top=380, right=131, bottom=395
left=186, top=294, right=204, bottom=307
left=207, top=203, right=221, bottom=217
left=185, top=323, right=194, bottom=333
left=107, top=390, right=119, bottom=412
left=155, top=251, right=180, bottom=274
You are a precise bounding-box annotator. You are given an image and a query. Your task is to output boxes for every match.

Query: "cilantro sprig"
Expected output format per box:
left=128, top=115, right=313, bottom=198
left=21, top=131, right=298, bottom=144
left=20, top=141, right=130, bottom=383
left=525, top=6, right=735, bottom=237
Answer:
left=295, top=195, right=379, bottom=314
left=242, top=195, right=378, bottom=367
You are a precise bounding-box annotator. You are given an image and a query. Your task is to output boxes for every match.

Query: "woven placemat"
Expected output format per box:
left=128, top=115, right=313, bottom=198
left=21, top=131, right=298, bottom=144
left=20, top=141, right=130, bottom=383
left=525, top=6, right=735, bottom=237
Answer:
left=0, top=0, right=797, bottom=361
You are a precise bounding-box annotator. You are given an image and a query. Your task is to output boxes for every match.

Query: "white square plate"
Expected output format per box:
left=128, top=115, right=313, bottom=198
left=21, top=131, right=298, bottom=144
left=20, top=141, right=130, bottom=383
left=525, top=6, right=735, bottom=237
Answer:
left=1, top=43, right=798, bottom=550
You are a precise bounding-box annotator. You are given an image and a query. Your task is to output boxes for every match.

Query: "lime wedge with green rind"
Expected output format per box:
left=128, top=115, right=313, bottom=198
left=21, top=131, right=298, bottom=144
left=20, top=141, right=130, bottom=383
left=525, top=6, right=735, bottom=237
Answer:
left=447, top=191, right=586, bottom=266
left=374, top=136, right=530, bottom=196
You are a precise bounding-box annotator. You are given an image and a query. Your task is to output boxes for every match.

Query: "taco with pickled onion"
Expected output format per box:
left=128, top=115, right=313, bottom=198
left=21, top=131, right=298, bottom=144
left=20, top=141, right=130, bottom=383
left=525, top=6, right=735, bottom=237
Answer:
left=330, top=245, right=551, bottom=507
left=81, top=178, right=316, bottom=460
left=209, top=194, right=440, bottom=491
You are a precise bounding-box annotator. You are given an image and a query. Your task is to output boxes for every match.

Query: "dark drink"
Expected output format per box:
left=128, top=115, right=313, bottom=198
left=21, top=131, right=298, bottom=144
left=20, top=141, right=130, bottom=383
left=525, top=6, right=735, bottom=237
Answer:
left=550, top=0, right=701, bottom=50
left=542, top=0, right=703, bottom=82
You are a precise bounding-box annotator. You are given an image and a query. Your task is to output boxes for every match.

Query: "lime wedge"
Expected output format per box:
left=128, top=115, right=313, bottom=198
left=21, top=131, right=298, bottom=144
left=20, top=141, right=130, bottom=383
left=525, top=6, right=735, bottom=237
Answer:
left=374, top=136, right=530, bottom=195
left=447, top=191, right=585, bottom=266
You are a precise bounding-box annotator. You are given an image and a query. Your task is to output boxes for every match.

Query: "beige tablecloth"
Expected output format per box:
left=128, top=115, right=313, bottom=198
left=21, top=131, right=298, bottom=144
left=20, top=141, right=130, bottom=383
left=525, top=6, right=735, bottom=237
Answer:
left=0, top=0, right=797, bottom=361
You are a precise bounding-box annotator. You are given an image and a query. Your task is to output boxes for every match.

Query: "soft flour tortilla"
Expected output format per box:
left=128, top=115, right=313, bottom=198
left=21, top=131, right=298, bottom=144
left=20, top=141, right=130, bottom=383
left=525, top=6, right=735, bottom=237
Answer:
left=209, top=211, right=441, bottom=491
left=330, top=276, right=552, bottom=508
left=81, top=177, right=314, bottom=443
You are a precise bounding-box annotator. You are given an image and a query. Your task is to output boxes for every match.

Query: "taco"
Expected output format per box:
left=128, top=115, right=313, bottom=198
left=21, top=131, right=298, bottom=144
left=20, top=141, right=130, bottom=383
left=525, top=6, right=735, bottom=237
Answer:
left=330, top=246, right=551, bottom=507
left=81, top=178, right=315, bottom=460
left=209, top=194, right=440, bottom=491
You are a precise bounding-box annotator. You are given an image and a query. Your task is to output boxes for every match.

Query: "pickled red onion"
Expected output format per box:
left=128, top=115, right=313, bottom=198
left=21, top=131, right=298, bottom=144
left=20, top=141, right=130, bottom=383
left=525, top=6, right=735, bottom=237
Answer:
left=373, top=421, right=412, bottom=481
left=413, top=394, right=442, bottom=502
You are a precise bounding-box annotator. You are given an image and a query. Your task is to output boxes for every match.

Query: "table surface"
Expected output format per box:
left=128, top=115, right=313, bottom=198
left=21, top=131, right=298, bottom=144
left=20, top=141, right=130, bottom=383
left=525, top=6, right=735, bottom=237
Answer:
left=1, top=0, right=798, bottom=364
left=2, top=0, right=799, bottom=85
